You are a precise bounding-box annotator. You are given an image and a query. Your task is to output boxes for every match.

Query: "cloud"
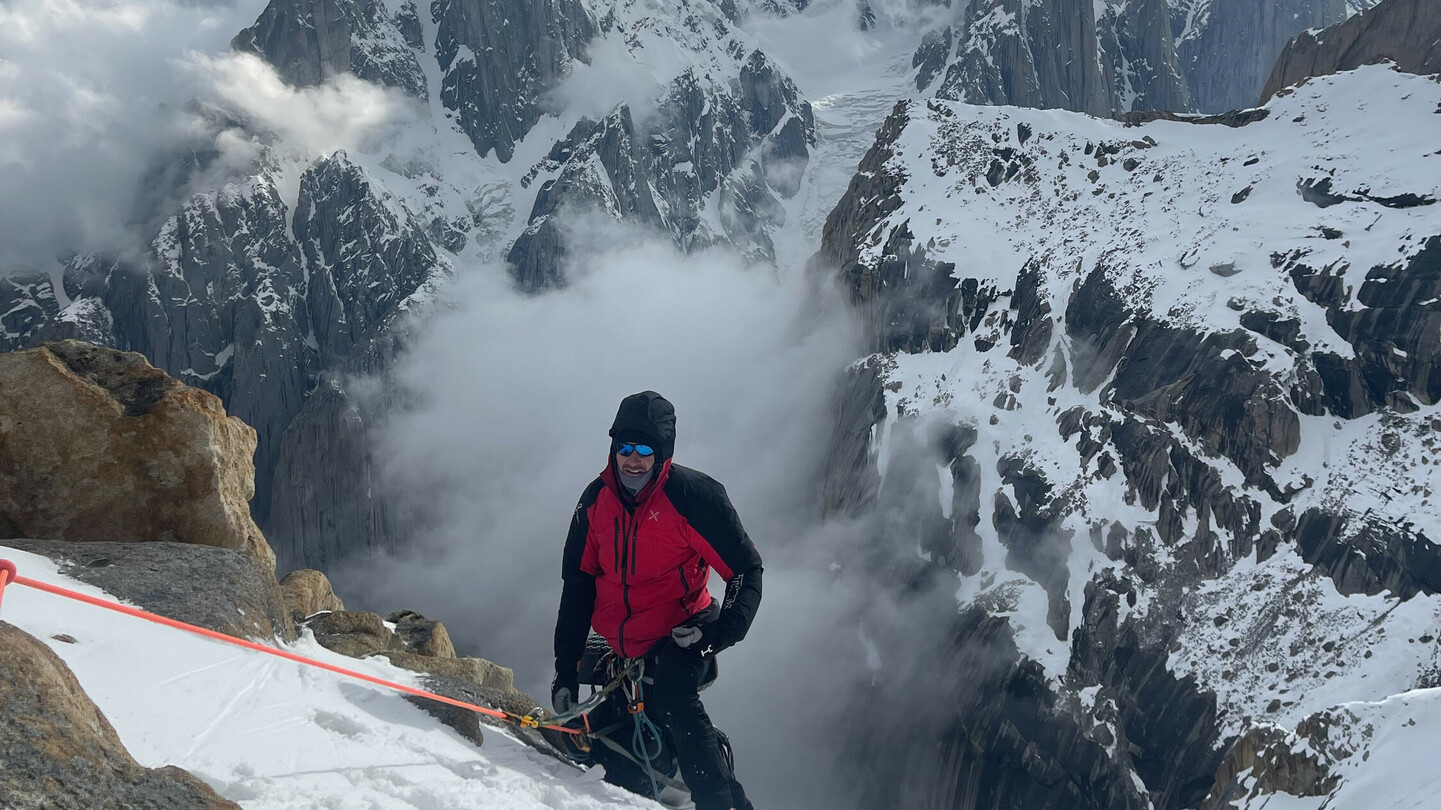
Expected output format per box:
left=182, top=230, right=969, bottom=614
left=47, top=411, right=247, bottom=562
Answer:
left=543, top=34, right=671, bottom=125
left=324, top=221, right=971, bottom=806
left=0, top=0, right=424, bottom=272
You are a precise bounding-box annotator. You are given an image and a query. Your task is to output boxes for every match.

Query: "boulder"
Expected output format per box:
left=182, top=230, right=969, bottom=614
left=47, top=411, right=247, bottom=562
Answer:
left=0, top=621, right=240, bottom=809
left=279, top=569, right=346, bottom=621
left=0, top=341, right=275, bottom=572
left=307, top=610, right=402, bottom=657
left=386, top=609, right=455, bottom=658
left=3, top=539, right=295, bottom=642
left=376, top=650, right=514, bottom=691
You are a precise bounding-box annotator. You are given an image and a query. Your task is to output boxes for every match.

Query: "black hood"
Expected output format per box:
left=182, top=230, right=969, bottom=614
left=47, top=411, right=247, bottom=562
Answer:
left=609, top=391, right=676, bottom=463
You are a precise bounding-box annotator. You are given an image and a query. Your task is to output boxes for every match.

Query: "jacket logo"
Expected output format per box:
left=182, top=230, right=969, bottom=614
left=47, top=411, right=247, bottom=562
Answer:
left=648, top=510, right=661, bottom=522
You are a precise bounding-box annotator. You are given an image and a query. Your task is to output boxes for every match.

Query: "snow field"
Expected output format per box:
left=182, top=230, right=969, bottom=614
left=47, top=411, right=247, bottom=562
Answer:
left=0, top=545, right=656, bottom=809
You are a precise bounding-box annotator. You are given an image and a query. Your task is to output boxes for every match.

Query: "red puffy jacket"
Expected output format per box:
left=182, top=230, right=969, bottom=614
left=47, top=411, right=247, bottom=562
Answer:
left=555, top=458, right=763, bottom=664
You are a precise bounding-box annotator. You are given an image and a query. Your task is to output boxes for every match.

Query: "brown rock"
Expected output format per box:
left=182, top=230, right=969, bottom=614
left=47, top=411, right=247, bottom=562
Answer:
left=0, top=621, right=240, bottom=809
left=386, top=609, right=456, bottom=658
left=0, top=341, right=274, bottom=571
left=307, top=610, right=402, bottom=657
left=280, top=569, right=346, bottom=620
left=376, top=650, right=514, bottom=691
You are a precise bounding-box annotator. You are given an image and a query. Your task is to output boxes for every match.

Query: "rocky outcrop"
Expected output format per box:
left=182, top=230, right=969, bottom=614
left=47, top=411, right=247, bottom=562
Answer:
left=279, top=568, right=346, bottom=620
left=4, top=539, right=296, bottom=642
left=932, top=0, right=1110, bottom=116
left=0, top=621, right=242, bottom=810
left=1095, top=0, right=1192, bottom=112
left=232, top=0, right=428, bottom=99
left=433, top=0, right=596, bottom=162
left=308, top=610, right=405, bottom=657
left=509, top=51, right=814, bottom=288
left=1261, top=0, right=1441, bottom=101
left=0, top=342, right=274, bottom=571
left=301, top=607, right=542, bottom=751
left=387, top=609, right=455, bottom=658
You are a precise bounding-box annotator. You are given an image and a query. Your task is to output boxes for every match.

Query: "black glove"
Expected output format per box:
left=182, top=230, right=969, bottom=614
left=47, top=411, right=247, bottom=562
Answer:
left=551, top=671, right=579, bottom=714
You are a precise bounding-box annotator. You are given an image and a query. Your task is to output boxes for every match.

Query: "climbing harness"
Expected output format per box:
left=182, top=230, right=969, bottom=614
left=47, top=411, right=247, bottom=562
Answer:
left=622, top=660, right=667, bottom=800
left=0, top=559, right=587, bottom=737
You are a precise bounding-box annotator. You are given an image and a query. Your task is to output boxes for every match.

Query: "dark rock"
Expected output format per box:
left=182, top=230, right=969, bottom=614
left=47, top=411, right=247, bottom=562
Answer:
left=0, top=622, right=241, bottom=810
left=820, top=358, right=887, bottom=518
left=935, top=0, right=1110, bottom=116
left=1096, top=0, right=1193, bottom=113
left=268, top=378, right=398, bottom=572
left=2, top=539, right=294, bottom=642
left=994, top=458, right=1072, bottom=639
left=849, top=607, right=1150, bottom=809
left=1069, top=578, right=1229, bottom=809
left=913, top=26, right=954, bottom=91
left=1294, top=507, right=1441, bottom=598
left=233, top=0, right=427, bottom=99
left=432, top=0, right=595, bottom=162
left=1262, top=0, right=1441, bottom=104
left=1178, top=0, right=1349, bottom=114
left=387, top=610, right=457, bottom=658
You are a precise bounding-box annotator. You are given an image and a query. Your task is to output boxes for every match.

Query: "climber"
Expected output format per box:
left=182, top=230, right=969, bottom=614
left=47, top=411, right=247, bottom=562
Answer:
left=552, top=390, right=763, bottom=810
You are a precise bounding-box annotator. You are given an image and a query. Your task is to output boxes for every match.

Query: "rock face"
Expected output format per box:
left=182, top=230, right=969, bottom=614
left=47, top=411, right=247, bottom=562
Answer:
left=232, top=0, right=428, bottom=98
left=1177, top=0, right=1350, bottom=112
left=4, top=539, right=296, bottom=642
left=0, top=621, right=241, bottom=810
left=912, top=0, right=1367, bottom=115
left=931, top=0, right=1111, bottom=116
left=432, top=0, right=596, bottom=162
left=814, top=69, right=1441, bottom=809
left=0, top=342, right=274, bottom=572
left=1260, top=0, right=1441, bottom=103
left=508, top=46, right=815, bottom=288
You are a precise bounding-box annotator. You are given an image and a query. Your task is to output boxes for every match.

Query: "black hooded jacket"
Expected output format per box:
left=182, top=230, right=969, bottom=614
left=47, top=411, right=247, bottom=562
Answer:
left=553, top=392, right=764, bottom=678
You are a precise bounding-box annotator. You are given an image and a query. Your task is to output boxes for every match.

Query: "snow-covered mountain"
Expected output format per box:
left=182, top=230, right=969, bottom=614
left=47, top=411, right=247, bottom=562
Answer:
left=816, top=62, right=1441, bottom=808
left=0, top=0, right=818, bottom=572
left=3, top=0, right=1441, bottom=806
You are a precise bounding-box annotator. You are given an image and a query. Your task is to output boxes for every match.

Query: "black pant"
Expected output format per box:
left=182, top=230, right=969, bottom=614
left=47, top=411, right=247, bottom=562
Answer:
left=592, top=643, right=752, bottom=810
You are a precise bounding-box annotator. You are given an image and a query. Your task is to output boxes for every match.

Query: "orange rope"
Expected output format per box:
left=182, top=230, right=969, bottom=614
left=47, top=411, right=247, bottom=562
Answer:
left=0, top=559, right=582, bottom=736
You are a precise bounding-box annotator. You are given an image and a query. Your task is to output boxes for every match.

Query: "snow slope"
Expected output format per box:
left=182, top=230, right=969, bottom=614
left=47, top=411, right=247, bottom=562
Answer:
left=0, top=545, right=655, bottom=809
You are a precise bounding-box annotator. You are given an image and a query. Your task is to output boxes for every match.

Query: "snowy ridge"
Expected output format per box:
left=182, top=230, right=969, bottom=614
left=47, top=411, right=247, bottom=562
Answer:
left=829, top=64, right=1441, bottom=806
left=0, top=545, right=655, bottom=809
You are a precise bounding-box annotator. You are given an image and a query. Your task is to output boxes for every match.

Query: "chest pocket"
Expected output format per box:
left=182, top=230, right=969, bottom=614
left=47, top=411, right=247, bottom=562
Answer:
left=629, top=507, right=695, bottom=581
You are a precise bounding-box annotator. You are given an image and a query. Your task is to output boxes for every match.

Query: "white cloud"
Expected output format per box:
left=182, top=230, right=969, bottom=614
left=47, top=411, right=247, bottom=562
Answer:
left=327, top=224, right=910, bottom=806
left=0, top=0, right=423, bottom=272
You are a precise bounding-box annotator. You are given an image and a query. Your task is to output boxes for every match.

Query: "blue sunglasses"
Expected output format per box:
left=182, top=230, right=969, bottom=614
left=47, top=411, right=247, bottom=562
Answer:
left=614, top=442, right=655, bottom=458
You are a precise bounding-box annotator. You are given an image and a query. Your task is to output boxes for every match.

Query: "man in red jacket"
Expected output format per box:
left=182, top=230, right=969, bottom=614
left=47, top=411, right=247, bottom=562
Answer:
left=552, top=391, right=763, bottom=810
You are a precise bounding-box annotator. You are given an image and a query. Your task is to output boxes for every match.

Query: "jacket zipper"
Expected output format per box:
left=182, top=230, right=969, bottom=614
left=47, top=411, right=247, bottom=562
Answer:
left=677, top=564, right=690, bottom=610
left=618, top=510, right=633, bottom=657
